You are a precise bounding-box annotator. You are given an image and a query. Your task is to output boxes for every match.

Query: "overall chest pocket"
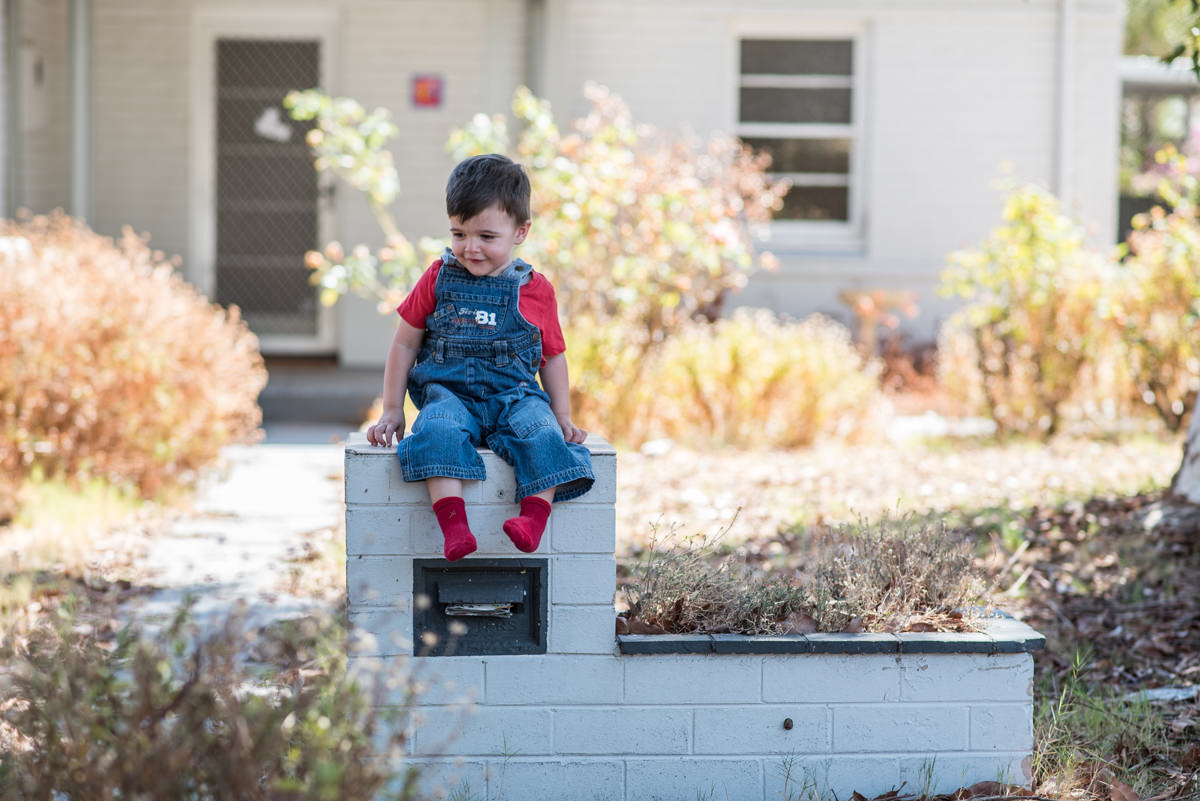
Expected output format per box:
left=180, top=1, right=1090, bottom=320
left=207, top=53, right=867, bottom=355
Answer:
left=431, top=291, right=510, bottom=339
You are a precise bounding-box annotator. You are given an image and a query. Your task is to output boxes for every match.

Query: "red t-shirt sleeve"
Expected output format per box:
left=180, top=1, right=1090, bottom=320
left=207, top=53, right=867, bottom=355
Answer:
left=520, top=273, right=567, bottom=359
left=396, top=260, right=441, bottom=328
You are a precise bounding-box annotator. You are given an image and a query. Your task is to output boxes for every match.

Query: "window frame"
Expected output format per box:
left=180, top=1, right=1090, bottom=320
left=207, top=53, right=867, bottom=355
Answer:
left=733, top=23, right=870, bottom=253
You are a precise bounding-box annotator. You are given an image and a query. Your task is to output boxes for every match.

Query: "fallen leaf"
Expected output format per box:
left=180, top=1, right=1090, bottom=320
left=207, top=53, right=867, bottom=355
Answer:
left=1109, top=778, right=1141, bottom=801
left=615, top=616, right=629, bottom=635
left=626, top=618, right=667, bottom=635
left=1181, top=742, right=1200, bottom=772
left=780, top=611, right=817, bottom=634
left=954, top=780, right=1023, bottom=798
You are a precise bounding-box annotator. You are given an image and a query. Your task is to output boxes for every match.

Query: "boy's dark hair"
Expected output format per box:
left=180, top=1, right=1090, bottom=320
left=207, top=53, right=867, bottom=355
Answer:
left=445, top=154, right=531, bottom=224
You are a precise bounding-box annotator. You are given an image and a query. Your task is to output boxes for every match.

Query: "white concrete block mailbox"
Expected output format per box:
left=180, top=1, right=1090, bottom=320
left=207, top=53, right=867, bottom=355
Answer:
left=345, top=434, right=1044, bottom=801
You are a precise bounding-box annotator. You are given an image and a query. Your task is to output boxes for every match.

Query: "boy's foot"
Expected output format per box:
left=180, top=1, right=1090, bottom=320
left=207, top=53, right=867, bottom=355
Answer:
left=503, top=496, right=552, bottom=553
left=434, top=496, right=477, bottom=561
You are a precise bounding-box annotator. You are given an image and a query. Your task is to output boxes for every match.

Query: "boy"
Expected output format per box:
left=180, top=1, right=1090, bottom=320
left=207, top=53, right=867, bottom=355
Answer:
left=366, top=154, right=594, bottom=561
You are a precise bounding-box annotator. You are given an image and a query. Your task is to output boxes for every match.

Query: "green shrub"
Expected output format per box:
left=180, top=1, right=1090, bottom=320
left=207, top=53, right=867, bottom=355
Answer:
left=284, top=91, right=441, bottom=313
left=0, top=213, right=266, bottom=517
left=565, top=309, right=883, bottom=448
left=1120, top=204, right=1200, bottom=432
left=938, top=185, right=1125, bottom=438
left=0, top=607, right=434, bottom=801
left=448, top=84, right=787, bottom=350
left=650, top=309, right=884, bottom=448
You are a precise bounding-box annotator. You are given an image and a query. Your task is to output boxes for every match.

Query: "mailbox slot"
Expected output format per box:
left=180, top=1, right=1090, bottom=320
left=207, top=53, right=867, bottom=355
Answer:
left=413, top=558, right=547, bottom=656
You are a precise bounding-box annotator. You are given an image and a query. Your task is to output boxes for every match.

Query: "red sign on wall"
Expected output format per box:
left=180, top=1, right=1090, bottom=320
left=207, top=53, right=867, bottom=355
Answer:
left=411, top=74, right=444, bottom=109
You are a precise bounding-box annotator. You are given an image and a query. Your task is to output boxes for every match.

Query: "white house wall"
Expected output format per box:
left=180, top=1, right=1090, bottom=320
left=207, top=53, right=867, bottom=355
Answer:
left=534, top=0, right=1122, bottom=337
left=1, top=3, right=7, bottom=219
left=18, top=0, right=69, bottom=214
left=28, top=0, right=1119, bottom=362
left=84, top=0, right=527, bottom=363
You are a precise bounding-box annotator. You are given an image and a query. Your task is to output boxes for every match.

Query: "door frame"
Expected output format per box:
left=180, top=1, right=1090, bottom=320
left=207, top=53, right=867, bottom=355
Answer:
left=188, top=5, right=340, bottom=354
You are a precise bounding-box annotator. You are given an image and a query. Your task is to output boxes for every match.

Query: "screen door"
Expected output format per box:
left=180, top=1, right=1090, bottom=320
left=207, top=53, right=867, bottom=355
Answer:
left=214, top=39, right=323, bottom=345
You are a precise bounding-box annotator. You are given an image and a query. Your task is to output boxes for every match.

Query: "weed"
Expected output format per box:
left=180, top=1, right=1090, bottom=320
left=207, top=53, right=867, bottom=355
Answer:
left=1033, top=647, right=1174, bottom=797
left=0, top=603, right=447, bottom=800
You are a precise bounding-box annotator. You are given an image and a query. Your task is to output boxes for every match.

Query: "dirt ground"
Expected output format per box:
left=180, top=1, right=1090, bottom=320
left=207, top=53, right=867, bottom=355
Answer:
left=615, top=435, right=1184, bottom=553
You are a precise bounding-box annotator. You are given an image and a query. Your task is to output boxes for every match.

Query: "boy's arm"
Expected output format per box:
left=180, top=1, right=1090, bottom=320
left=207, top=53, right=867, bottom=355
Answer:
left=539, top=352, right=587, bottom=444
left=366, top=319, right=425, bottom=447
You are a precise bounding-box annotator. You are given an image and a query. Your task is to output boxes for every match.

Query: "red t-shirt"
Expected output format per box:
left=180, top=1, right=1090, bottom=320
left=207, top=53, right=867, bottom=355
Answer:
left=397, top=260, right=567, bottom=362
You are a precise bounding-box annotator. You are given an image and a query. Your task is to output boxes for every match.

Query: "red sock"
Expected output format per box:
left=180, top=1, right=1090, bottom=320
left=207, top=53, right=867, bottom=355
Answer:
left=503, top=496, right=552, bottom=553
left=433, top=497, right=476, bottom=561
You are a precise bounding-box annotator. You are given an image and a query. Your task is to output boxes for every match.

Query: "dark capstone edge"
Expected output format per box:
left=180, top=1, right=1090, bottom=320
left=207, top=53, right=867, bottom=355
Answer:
left=618, top=634, right=713, bottom=655
left=710, top=634, right=812, bottom=654
left=897, top=632, right=994, bottom=654
left=806, top=633, right=900, bottom=654
left=616, top=616, right=1046, bottom=655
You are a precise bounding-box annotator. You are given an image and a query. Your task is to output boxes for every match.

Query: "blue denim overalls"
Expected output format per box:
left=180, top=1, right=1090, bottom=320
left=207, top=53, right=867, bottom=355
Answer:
left=397, top=252, right=595, bottom=502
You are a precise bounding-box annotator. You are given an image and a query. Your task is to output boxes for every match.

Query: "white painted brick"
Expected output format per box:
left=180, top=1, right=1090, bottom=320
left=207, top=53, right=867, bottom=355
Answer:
left=414, top=706, right=553, bottom=757
left=345, top=451, right=432, bottom=505
left=585, top=452, right=618, bottom=505
left=833, top=705, right=968, bottom=753
left=765, top=756, right=904, bottom=800
left=401, top=759, right=488, bottom=801
left=550, top=504, right=617, bottom=553
left=549, top=605, right=617, bottom=655
left=554, top=707, right=691, bottom=755
left=346, top=507, right=410, bottom=555
left=485, top=759, right=622, bottom=801
left=899, top=654, right=1033, bottom=702
left=347, top=655, right=421, bottom=704
left=694, top=706, right=828, bottom=754
left=486, top=655, right=623, bottom=705
left=347, top=555, right=413, bottom=606
left=478, top=451, right=519, bottom=504
left=407, top=657, right=487, bottom=707
left=625, top=758, right=763, bottom=801
left=970, top=704, right=1034, bottom=751
left=348, top=608, right=412, bottom=656
left=624, top=656, right=761, bottom=704
left=763, top=654, right=900, bottom=703
left=898, top=752, right=1032, bottom=795
left=552, top=557, right=616, bottom=606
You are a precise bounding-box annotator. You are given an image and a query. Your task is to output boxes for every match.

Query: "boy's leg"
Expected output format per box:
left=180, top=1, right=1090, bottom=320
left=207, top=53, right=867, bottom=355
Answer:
left=399, top=386, right=485, bottom=561
left=487, top=394, right=595, bottom=553
left=502, top=487, right=554, bottom=553
left=428, top=476, right=476, bottom=561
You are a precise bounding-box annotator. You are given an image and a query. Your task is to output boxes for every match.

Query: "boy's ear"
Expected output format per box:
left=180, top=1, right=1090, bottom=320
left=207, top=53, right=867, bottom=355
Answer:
left=514, top=220, right=531, bottom=244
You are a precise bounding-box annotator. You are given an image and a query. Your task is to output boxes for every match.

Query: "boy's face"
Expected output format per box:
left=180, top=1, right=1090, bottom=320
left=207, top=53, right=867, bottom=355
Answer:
left=449, top=204, right=531, bottom=277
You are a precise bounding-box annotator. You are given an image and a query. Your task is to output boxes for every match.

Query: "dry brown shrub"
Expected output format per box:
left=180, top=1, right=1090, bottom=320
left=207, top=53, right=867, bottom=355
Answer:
left=621, top=516, right=982, bottom=635
left=0, top=212, right=266, bottom=517
left=805, top=516, right=983, bottom=633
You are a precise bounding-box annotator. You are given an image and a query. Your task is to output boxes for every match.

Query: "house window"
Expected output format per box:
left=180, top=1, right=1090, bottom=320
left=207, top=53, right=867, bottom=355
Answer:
left=737, top=38, right=862, bottom=244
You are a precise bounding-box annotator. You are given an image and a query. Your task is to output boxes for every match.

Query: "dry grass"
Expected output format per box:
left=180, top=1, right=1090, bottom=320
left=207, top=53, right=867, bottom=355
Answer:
left=615, top=434, right=1182, bottom=556
left=620, top=514, right=981, bottom=635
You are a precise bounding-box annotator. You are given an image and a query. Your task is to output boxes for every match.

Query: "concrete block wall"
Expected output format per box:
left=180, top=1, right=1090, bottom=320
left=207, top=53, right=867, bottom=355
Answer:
left=345, top=435, right=1040, bottom=801
left=345, top=432, right=619, bottom=657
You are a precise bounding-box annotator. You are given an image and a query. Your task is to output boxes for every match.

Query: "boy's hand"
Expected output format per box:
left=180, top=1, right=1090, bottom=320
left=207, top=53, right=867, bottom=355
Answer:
left=556, top=413, right=587, bottom=444
left=366, top=409, right=406, bottom=447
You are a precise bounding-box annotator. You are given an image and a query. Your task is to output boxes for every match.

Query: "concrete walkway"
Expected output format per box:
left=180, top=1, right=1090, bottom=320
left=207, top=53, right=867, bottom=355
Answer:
left=124, top=424, right=350, bottom=632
